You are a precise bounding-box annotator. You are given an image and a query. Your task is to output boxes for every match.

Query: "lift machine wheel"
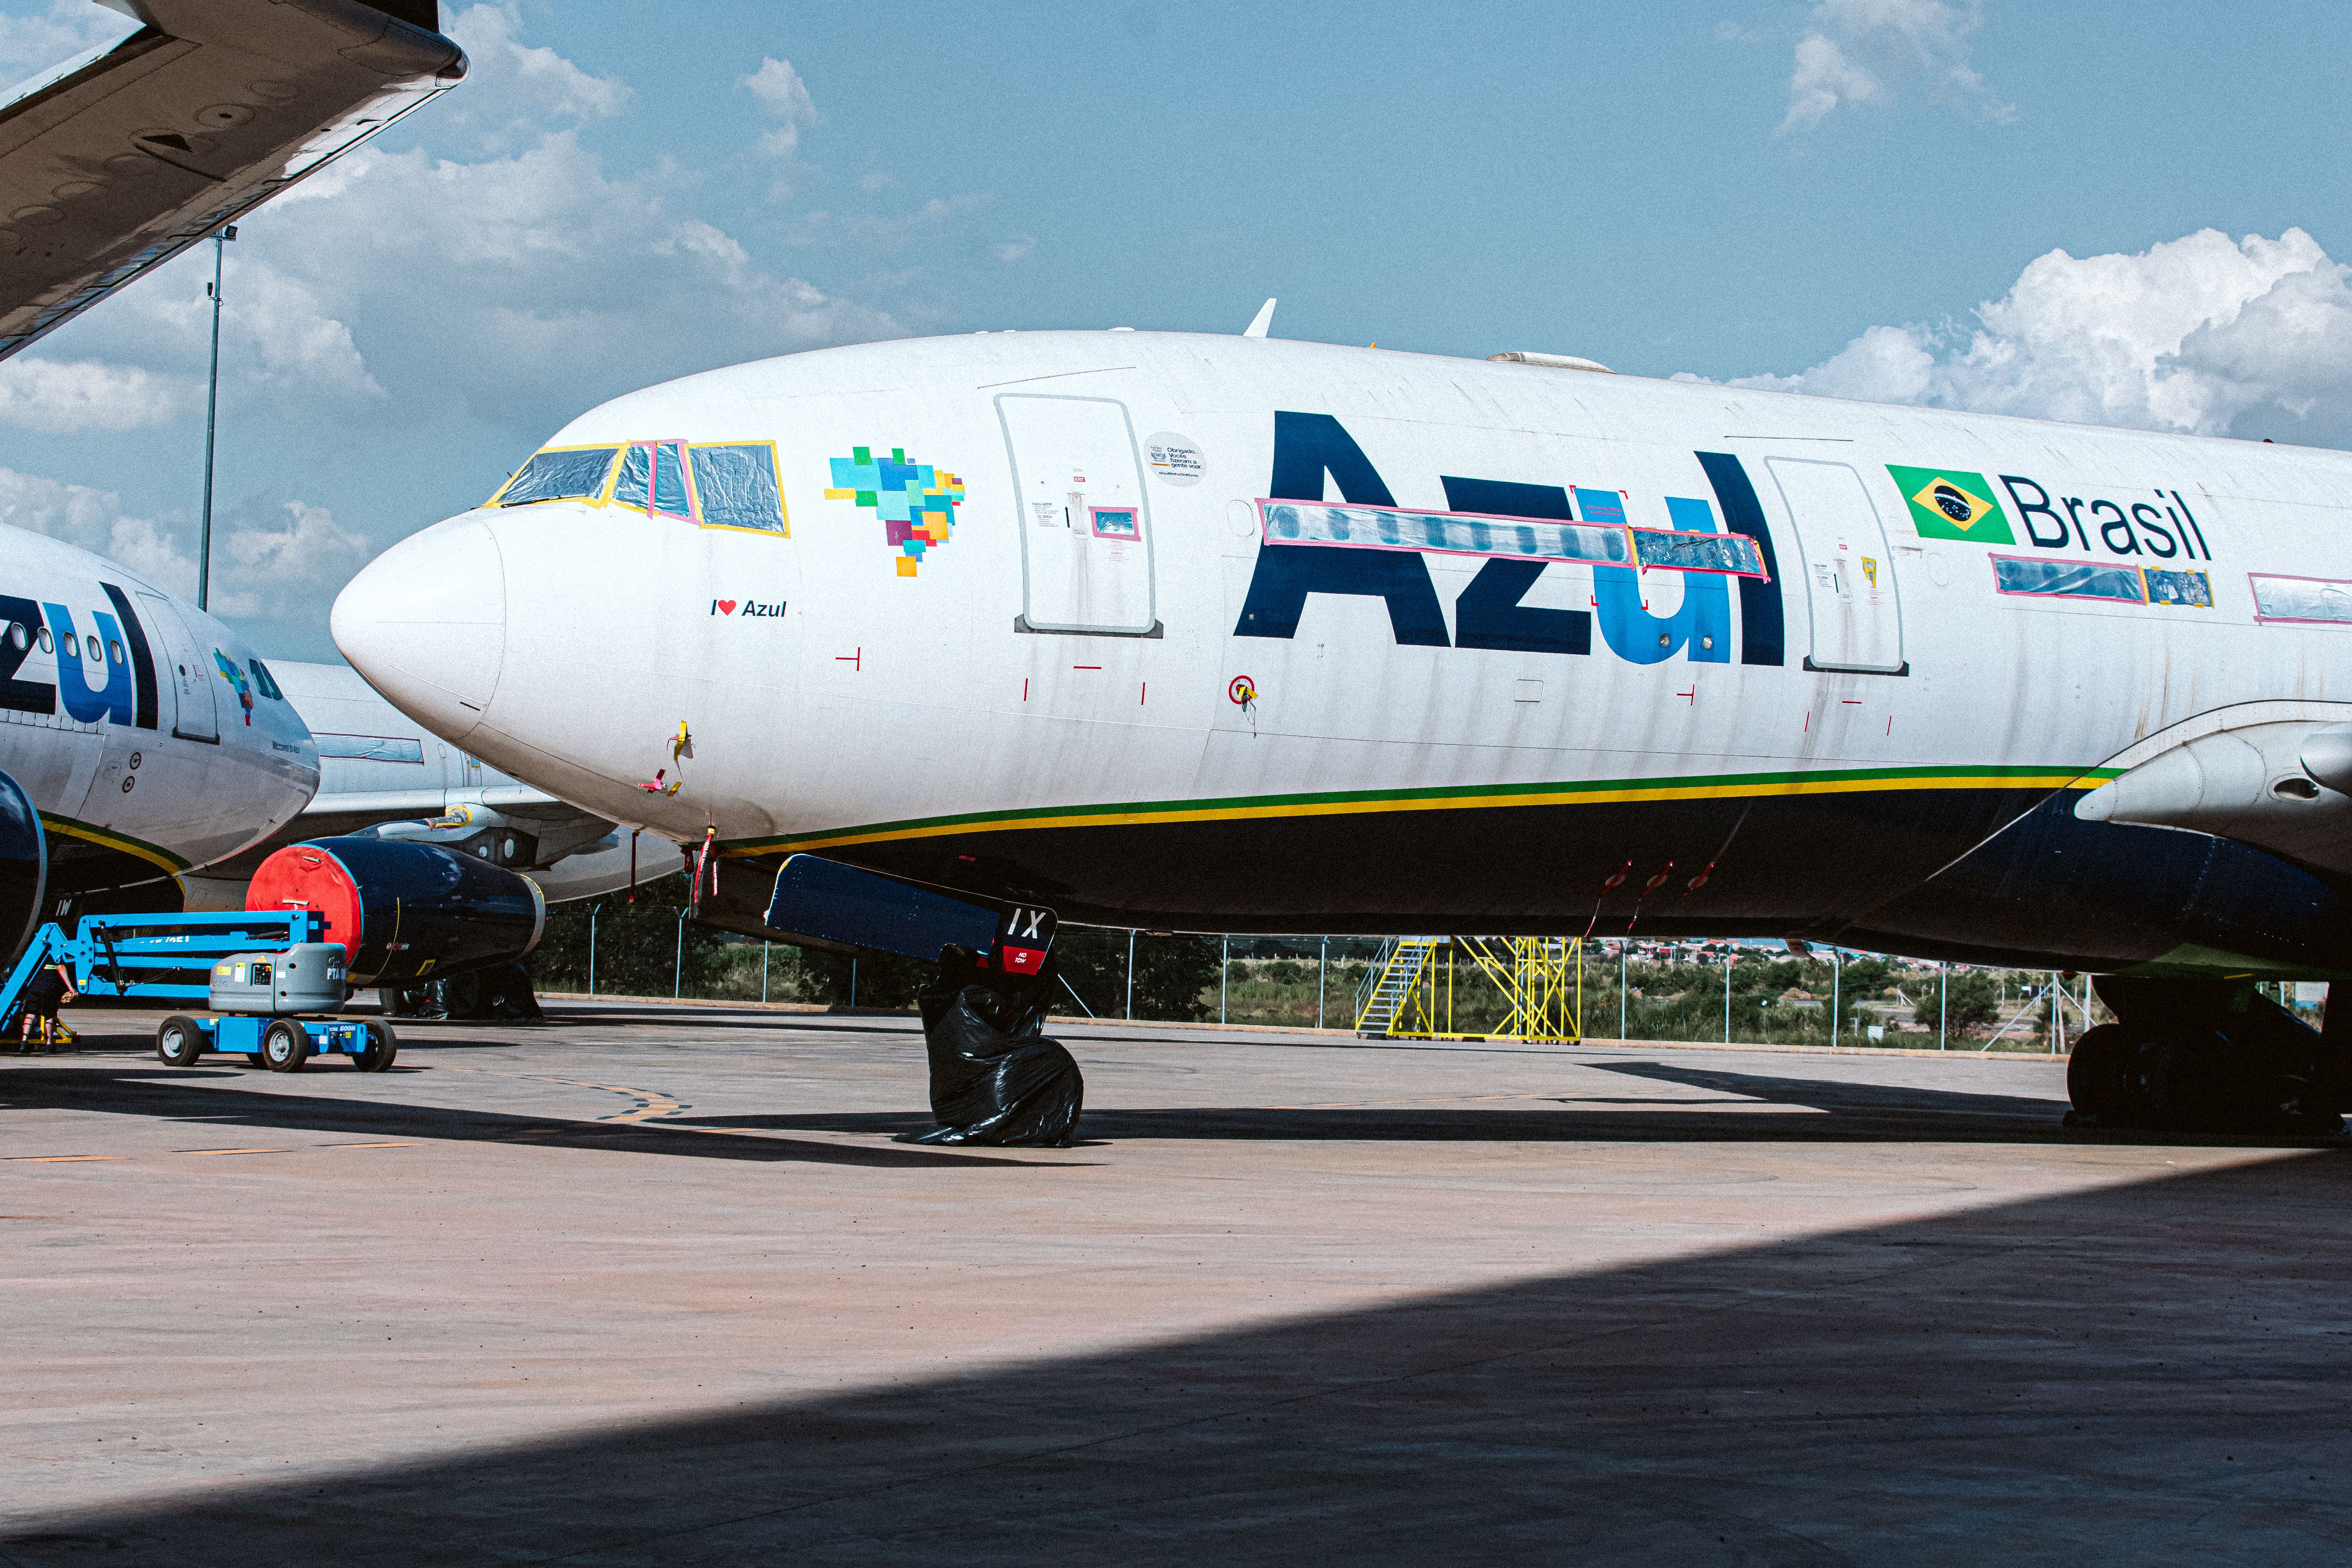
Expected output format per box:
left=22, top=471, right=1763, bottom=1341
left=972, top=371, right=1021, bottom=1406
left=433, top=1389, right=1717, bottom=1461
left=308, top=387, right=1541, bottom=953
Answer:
left=155, top=1014, right=205, bottom=1068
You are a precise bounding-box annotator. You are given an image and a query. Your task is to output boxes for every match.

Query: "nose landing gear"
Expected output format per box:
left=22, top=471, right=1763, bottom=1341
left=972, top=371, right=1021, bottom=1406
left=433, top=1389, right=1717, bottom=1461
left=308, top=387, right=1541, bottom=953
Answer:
left=2065, top=978, right=2347, bottom=1136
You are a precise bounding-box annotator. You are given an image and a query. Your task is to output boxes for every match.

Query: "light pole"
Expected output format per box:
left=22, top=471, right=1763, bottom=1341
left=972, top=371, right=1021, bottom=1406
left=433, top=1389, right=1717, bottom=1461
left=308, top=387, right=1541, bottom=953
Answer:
left=1318, top=935, right=1328, bottom=1029
left=1724, top=951, right=1733, bottom=1045
left=1220, top=934, right=1228, bottom=1025
left=762, top=940, right=769, bottom=1003
left=587, top=903, right=599, bottom=996
left=1619, top=940, right=1628, bottom=1041
left=198, top=224, right=236, bottom=609
left=1125, top=929, right=1136, bottom=1020
left=1829, top=950, right=1842, bottom=1044
left=673, top=909, right=685, bottom=998
left=1939, top=962, right=1948, bottom=1050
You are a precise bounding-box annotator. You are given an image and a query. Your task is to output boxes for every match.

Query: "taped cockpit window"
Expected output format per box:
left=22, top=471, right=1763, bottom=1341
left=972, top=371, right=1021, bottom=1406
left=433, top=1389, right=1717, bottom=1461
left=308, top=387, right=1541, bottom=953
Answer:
left=651, top=441, right=694, bottom=521
left=611, top=443, right=652, bottom=511
left=690, top=443, right=788, bottom=534
left=492, top=446, right=620, bottom=507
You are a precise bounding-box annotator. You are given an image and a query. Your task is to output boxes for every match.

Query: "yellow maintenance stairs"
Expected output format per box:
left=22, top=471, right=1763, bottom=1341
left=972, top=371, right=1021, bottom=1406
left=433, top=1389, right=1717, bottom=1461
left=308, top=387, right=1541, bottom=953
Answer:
left=1352, top=936, right=1583, bottom=1044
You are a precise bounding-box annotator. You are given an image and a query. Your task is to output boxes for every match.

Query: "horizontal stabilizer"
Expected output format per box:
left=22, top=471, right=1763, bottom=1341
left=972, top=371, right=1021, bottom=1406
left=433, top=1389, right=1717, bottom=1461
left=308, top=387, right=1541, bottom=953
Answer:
left=2076, top=719, right=2352, bottom=880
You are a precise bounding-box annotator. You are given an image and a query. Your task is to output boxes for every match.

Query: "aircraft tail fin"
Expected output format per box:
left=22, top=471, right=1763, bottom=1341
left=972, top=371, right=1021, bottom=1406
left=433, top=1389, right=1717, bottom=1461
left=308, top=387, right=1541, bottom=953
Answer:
left=1243, top=298, right=1276, bottom=338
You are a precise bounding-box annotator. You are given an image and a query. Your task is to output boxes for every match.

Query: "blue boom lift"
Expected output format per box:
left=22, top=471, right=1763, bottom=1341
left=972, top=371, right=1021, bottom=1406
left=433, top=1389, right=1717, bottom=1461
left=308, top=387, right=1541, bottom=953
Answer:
left=0, top=909, right=393, bottom=1071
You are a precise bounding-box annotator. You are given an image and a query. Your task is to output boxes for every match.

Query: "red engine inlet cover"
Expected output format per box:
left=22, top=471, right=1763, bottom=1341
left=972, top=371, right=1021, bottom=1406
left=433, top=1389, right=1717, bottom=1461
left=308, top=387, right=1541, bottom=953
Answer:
left=246, top=844, right=363, bottom=962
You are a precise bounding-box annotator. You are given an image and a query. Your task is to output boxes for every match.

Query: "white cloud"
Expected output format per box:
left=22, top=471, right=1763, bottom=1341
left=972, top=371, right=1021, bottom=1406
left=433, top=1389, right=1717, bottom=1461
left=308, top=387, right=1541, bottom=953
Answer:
left=1780, top=0, right=2011, bottom=132
left=209, top=499, right=374, bottom=619
left=742, top=56, right=820, bottom=158
left=0, top=467, right=373, bottom=617
left=0, top=356, right=187, bottom=433
left=1689, top=228, right=2352, bottom=445
left=249, top=131, right=899, bottom=429
left=430, top=4, right=631, bottom=156
left=992, top=234, right=1036, bottom=265
left=0, top=0, right=138, bottom=87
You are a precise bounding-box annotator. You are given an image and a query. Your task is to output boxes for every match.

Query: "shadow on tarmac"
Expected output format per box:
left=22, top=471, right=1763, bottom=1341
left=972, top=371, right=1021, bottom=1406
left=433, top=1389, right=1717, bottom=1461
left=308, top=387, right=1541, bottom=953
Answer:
left=5, top=1154, right=2350, bottom=1564
left=0, top=1065, right=1065, bottom=1171
left=677, top=1062, right=2330, bottom=1150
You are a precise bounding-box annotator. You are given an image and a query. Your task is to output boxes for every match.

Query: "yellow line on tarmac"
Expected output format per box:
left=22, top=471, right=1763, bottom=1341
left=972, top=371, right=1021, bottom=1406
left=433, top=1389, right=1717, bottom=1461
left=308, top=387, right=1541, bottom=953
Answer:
left=327, top=1142, right=416, bottom=1149
left=7, top=1154, right=120, bottom=1163
left=180, top=1148, right=288, bottom=1156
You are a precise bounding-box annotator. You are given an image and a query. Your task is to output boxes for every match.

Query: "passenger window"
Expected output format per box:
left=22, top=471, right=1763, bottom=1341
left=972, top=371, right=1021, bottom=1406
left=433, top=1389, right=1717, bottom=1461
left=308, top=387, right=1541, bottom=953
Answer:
left=650, top=440, right=693, bottom=520
left=109, top=639, right=123, bottom=664
left=492, top=446, right=621, bottom=506
left=690, top=443, right=788, bottom=534
left=7, top=622, right=24, bottom=650
left=37, top=628, right=51, bottom=654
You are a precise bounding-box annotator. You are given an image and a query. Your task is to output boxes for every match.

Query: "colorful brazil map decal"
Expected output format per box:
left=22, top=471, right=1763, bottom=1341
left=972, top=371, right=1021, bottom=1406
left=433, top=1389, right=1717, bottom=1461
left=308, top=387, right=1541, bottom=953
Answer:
left=825, top=447, right=965, bottom=576
left=212, top=649, right=254, bottom=726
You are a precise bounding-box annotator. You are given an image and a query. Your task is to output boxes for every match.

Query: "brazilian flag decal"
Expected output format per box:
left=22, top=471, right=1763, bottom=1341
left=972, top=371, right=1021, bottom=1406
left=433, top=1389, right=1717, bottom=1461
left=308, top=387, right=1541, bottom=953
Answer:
left=1887, top=465, right=2014, bottom=544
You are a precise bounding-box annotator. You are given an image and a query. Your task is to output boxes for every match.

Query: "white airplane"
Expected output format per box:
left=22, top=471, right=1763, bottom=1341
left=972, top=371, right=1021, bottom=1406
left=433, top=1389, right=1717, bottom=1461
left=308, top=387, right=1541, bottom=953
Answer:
left=0, top=527, right=314, bottom=938
left=332, top=315, right=2352, bottom=1132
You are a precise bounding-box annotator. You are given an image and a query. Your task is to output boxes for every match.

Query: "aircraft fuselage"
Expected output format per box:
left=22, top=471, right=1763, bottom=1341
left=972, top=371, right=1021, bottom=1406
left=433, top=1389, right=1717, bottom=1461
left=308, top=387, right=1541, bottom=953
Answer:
left=334, top=332, right=2352, bottom=978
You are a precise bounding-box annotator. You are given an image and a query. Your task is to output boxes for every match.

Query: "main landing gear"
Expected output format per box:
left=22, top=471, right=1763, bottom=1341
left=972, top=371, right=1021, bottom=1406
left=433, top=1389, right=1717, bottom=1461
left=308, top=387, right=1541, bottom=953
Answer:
left=2066, top=978, right=2348, bottom=1136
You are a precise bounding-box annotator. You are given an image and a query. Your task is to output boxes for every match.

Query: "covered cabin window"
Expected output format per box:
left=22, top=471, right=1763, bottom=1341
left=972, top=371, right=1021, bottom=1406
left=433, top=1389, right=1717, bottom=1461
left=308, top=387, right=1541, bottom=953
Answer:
left=690, top=443, right=787, bottom=533
left=492, top=446, right=620, bottom=507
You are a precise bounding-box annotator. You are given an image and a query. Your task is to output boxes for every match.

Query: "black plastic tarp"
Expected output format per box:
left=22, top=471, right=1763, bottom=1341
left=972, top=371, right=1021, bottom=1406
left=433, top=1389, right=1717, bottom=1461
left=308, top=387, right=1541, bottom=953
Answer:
left=897, top=946, right=1082, bottom=1147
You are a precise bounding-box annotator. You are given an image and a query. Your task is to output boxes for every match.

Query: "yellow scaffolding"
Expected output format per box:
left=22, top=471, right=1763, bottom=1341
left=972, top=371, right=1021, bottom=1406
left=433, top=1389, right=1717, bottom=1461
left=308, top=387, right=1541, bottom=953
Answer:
left=1354, top=937, right=1582, bottom=1044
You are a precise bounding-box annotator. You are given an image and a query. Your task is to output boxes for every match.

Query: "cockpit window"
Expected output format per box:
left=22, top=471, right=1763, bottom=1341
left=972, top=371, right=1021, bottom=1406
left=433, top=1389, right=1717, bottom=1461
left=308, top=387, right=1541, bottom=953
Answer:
left=491, top=446, right=620, bottom=507
left=690, top=443, right=787, bottom=534
left=603, top=439, right=788, bottom=535
left=247, top=659, right=284, bottom=700
left=651, top=441, right=693, bottom=520
left=611, top=443, right=651, bottom=510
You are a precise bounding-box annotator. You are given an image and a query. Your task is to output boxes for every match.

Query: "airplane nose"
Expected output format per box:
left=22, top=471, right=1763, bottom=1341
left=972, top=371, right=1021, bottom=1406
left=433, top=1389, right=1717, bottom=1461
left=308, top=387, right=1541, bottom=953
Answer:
left=331, top=515, right=507, bottom=737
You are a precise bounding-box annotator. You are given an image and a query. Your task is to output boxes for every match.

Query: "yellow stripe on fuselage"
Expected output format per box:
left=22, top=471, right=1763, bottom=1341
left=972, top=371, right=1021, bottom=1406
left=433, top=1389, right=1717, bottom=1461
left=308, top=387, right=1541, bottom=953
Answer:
left=740, top=767, right=2107, bottom=858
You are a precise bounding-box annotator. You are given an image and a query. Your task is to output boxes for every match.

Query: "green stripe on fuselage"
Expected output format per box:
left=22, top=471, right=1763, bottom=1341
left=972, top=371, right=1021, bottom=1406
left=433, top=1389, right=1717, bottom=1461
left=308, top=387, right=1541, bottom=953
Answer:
left=731, top=762, right=2120, bottom=858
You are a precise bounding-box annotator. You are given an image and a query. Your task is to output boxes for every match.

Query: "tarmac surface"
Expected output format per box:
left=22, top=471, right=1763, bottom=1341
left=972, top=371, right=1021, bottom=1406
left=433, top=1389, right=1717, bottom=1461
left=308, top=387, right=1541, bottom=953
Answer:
left=2, top=1000, right=2347, bottom=1565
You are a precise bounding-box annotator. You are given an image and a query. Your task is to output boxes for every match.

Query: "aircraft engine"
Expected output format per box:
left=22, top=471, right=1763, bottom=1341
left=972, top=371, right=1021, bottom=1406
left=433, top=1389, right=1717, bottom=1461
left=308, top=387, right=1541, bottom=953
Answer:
left=0, top=768, right=45, bottom=970
left=245, top=836, right=545, bottom=987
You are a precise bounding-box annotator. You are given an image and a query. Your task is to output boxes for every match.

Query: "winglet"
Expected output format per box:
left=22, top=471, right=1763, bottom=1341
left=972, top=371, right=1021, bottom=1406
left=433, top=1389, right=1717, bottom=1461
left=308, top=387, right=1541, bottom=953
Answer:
left=1242, top=298, right=1276, bottom=338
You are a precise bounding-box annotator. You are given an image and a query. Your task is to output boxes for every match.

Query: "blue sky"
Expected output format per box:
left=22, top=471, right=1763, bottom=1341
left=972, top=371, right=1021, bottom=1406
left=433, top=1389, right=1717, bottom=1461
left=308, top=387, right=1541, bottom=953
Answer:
left=3, top=0, right=2349, bottom=658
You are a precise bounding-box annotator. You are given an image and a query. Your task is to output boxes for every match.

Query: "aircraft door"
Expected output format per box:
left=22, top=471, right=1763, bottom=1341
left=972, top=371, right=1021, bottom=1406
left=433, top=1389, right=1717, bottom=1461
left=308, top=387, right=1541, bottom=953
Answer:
left=997, top=394, right=1157, bottom=635
left=135, top=593, right=219, bottom=740
left=1765, top=459, right=1905, bottom=674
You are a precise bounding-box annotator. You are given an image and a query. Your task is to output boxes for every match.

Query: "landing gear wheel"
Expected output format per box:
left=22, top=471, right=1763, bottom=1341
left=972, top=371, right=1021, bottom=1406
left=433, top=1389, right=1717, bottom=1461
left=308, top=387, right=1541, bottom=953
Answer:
left=354, top=1020, right=397, bottom=1073
left=262, top=1020, right=309, bottom=1073
left=2064, top=1024, right=2133, bottom=1125
left=155, top=1015, right=204, bottom=1068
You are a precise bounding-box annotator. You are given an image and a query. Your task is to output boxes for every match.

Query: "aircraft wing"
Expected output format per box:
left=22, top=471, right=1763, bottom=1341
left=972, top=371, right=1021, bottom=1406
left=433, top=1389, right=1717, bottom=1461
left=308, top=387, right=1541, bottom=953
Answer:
left=0, top=0, right=464, bottom=364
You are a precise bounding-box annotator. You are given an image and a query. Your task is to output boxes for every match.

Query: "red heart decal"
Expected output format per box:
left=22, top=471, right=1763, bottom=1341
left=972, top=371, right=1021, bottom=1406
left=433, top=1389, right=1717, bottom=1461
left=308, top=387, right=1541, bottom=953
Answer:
left=717, top=599, right=737, bottom=615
